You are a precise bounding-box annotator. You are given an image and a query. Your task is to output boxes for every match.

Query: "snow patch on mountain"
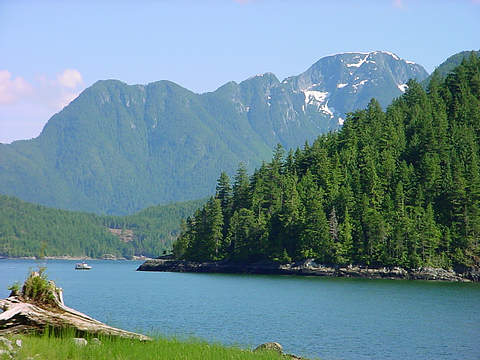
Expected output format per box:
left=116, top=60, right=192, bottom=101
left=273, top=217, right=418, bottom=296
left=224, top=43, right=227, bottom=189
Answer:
left=303, top=90, right=328, bottom=105
left=397, top=84, right=408, bottom=92
left=322, top=101, right=334, bottom=117
left=303, top=90, right=334, bottom=118
left=346, top=54, right=369, bottom=68
left=381, top=51, right=400, bottom=60
left=353, top=80, right=368, bottom=90
left=337, top=83, right=348, bottom=88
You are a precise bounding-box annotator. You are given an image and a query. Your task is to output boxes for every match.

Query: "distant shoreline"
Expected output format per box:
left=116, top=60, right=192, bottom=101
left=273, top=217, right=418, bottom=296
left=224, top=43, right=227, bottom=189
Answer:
left=0, top=255, right=153, bottom=261
left=137, top=259, right=480, bottom=282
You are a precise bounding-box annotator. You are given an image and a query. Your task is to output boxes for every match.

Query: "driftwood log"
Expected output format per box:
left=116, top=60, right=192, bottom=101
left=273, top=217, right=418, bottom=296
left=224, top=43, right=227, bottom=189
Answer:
left=0, top=271, right=150, bottom=340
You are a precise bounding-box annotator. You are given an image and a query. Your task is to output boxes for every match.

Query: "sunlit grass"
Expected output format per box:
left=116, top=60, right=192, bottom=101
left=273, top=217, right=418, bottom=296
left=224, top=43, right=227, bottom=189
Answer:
left=7, top=329, right=290, bottom=360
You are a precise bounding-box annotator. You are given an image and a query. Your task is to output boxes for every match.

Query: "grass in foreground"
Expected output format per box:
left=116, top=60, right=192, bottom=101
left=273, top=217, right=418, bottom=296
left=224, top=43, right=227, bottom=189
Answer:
left=6, top=331, right=290, bottom=360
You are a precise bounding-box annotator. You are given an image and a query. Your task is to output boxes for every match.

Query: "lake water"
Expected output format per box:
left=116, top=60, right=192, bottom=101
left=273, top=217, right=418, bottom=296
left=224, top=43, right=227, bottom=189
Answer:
left=1, top=259, right=479, bottom=360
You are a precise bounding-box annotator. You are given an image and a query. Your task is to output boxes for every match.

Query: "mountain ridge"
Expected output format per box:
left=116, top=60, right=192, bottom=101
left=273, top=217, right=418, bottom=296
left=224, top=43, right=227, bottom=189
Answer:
left=0, top=51, right=428, bottom=214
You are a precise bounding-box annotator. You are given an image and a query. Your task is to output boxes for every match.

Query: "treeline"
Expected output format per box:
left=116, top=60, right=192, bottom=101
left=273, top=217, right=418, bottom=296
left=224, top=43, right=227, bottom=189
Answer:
left=0, top=195, right=205, bottom=258
left=174, top=55, right=480, bottom=270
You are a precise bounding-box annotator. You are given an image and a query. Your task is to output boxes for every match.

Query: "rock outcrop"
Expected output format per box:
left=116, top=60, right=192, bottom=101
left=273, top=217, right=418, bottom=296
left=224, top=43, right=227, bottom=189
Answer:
left=137, top=259, right=478, bottom=282
left=254, top=341, right=307, bottom=359
left=254, top=342, right=283, bottom=353
left=0, top=335, right=22, bottom=360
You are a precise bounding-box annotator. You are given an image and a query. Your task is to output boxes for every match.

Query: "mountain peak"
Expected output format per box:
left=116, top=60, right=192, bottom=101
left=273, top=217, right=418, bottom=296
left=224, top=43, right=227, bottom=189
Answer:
left=282, top=51, right=427, bottom=123
left=321, top=50, right=416, bottom=64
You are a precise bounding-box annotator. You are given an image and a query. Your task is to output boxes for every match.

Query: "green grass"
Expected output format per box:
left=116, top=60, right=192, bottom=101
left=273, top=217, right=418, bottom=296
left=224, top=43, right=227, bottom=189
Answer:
left=5, top=331, right=290, bottom=360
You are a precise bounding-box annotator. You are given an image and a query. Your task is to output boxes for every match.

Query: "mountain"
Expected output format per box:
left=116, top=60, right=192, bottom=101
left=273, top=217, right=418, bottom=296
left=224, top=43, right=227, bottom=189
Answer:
left=423, top=50, right=480, bottom=85
left=175, top=55, right=480, bottom=271
left=0, top=51, right=427, bottom=215
left=283, top=51, right=426, bottom=125
left=0, top=194, right=205, bottom=258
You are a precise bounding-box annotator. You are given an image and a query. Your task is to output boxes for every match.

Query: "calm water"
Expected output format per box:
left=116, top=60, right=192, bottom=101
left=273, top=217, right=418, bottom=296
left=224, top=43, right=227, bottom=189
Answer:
left=0, top=260, right=479, bottom=360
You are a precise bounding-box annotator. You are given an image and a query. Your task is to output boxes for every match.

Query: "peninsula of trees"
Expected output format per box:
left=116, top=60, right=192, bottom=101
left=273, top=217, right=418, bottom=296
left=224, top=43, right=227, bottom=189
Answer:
left=173, top=55, right=480, bottom=271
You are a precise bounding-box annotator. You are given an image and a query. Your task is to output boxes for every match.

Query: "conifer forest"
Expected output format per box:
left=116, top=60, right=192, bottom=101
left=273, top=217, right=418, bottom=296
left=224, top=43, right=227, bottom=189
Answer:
left=174, top=56, right=480, bottom=271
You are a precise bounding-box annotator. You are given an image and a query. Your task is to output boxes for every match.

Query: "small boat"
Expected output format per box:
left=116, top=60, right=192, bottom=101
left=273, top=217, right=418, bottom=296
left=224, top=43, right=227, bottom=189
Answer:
left=75, top=262, right=92, bottom=270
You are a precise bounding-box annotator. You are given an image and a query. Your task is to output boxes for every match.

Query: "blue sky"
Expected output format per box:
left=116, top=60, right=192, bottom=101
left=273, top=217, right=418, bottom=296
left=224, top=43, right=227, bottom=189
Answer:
left=0, top=0, right=479, bottom=143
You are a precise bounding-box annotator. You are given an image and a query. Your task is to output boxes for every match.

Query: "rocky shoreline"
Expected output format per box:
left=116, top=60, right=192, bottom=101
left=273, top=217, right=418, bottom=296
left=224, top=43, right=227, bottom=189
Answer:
left=137, top=258, right=480, bottom=282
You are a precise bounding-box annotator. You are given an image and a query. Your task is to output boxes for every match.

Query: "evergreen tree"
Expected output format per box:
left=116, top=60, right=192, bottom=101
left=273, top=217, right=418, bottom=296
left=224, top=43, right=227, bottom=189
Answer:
left=232, top=163, right=251, bottom=211
left=216, top=172, right=233, bottom=239
left=227, top=208, right=263, bottom=261
left=329, top=207, right=339, bottom=243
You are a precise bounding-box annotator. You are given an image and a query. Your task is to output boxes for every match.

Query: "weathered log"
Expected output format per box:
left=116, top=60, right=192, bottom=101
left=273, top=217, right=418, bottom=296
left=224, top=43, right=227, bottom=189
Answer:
left=0, top=272, right=150, bottom=341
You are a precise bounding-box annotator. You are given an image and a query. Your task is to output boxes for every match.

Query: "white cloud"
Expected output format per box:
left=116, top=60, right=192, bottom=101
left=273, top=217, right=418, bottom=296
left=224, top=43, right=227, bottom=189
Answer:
left=0, top=68, right=84, bottom=143
left=57, top=69, right=83, bottom=89
left=0, top=70, right=33, bottom=104
left=30, top=69, right=84, bottom=111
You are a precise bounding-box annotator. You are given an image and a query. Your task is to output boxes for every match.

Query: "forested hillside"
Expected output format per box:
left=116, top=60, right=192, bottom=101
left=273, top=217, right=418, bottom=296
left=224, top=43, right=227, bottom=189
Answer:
left=423, top=50, right=480, bottom=85
left=174, top=55, right=480, bottom=271
left=0, top=195, right=204, bottom=258
left=104, top=198, right=206, bottom=257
